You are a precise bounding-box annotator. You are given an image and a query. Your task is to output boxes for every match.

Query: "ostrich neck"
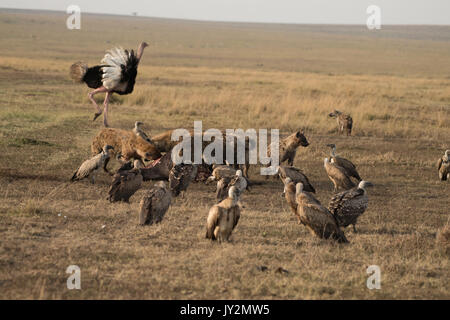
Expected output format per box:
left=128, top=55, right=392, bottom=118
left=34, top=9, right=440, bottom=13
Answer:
left=136, top=44, right=146, bottom=61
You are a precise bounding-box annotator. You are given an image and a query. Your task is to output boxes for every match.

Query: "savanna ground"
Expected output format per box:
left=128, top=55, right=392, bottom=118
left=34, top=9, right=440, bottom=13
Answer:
left=0, top=9, right=449, bottom=299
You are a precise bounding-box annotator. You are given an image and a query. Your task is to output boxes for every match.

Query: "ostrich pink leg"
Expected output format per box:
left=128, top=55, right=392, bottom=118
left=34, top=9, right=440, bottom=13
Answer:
left=103, top=91, right=112, bottom=128
left=88, top=86, right=108, bottom=121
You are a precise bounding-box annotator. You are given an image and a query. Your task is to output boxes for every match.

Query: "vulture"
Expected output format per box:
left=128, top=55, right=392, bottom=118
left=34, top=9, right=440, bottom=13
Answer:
left=277, top=165, right=315, bottom=193
left=205, top=186, right=241, bottom=242
left=133, top=121, right=152, bottom=143
left=205, top=165, right=236, bottom=184
left=138, top=181, right=172, bottom=225
left=215, top=176, right=232, bottom=202
left=328, top=181, right=373, bottom=232
left=437, top=150, right=450, bottom=181
left=326, top=144, right=362, bottom=181
left=107, top=168, right=143, bottom=203
left=168, top=163, right=198, bottom=197
left=70, top=42, right=148, bottom=127
left=71, top=145, right=114, bottom=183
left=295, top=183, right=348, bottom=243
left=282, top=177, right=302, bottom=224
left=214, top=170, right=249, bottom=202
left=324, top=158, right=355, bottom=192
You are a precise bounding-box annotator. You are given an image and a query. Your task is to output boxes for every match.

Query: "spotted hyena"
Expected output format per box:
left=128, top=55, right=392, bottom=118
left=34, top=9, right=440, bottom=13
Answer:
left=265, top=130, right=309, bottom=176
left=329, top=110, right=353, bottom=136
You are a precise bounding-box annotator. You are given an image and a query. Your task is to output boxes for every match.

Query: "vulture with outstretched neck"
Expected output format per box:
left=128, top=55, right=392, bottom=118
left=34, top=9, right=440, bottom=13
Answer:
left=71, top=145, right=114, bottom=184
left=70, top=42, right=148, bottom=127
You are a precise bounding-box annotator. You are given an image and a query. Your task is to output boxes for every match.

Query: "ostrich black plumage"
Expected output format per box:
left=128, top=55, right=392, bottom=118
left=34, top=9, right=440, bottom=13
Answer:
left=70, top=42, right=148, bottom=127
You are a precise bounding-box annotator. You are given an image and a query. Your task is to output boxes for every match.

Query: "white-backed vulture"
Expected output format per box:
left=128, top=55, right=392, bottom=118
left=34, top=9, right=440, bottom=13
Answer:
left=324, top=158, right=355, bottom=192
left=71, top=145, right=114, bottom=183
left=215, top=170, right=249, bottom=202
left=277, top=165, right=315, bottom=193
left=328, top=180, right=373, bottom=232
left=326, top=144, right=362, bottom=181
left=169, top=163, right=198, bottom=197
left=138, top=181, right=172, bottom=225
left=215, top=176, right=232, bottom=202
left=107, top=168, right=143, bottom=203
left=283, top=178, right=301, bottom=224
left=437, top=150, right=450, bottom=181
left=205, top=186, right=241, bottom=242
left=133, top=121, right=152, bottom=143
left=295, top=183, right=348, bottom=243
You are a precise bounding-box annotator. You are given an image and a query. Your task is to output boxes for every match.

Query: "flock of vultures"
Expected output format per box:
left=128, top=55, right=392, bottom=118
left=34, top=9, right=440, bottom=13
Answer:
left=69, top=43, right=450, bottom=243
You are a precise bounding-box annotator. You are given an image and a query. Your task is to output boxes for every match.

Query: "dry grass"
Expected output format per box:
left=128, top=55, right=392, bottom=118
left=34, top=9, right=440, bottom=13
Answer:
left=0, top=9, right=449, bottom=299
left=436, top=222, right=450, bottom=256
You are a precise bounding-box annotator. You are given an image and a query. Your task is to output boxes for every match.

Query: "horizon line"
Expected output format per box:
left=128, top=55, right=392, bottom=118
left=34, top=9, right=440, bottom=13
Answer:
left=1, top=7, right=450, bottom=27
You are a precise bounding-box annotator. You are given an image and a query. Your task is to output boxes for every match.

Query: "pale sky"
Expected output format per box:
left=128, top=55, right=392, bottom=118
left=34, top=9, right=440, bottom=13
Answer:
left=1, top=0, right=449, bottom=25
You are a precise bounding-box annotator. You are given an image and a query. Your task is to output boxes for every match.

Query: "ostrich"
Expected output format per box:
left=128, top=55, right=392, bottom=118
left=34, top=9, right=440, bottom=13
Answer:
left=70, top=42, right=149, bottom=127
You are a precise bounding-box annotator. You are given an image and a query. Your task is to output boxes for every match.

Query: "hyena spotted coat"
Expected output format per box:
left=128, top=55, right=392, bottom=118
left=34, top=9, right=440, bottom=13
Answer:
left=91, top=128, right=162, bottom=173
left=329, top=110, right=353, bottom=136
left=268, top=130, right=310, bottom=167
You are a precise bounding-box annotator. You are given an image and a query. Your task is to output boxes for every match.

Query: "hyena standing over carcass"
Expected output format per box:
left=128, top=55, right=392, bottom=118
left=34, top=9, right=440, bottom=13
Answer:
left=328, top=110, right=353, bottom=136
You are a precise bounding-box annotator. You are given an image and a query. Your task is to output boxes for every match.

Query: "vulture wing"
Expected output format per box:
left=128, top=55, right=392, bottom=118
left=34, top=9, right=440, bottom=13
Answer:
left=107, top=169, right=143, bottom=202
left=437, top=158, right=443, bottom=171
left=216, top=177, right=231, bottom=202
left=232, top=205, right=241, bottom=230
left=334, top=156, right=362, bottom=181
left=283, top=166, right=315, bottom=193
left=139, top=187, right=171, bottom=225
left=71, top=153, right=102, bottom=181
left=206, top=206, right=222, bottom=240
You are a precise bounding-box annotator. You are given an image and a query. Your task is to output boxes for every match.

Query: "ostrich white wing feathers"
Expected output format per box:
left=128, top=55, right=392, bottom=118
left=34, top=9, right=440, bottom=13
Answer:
left=101, top=47, right=129, bottom=90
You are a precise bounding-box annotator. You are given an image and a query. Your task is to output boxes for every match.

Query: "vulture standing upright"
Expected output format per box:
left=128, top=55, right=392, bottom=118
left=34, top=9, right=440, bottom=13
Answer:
left=324, top=158, right=356, bottom=192
left=70, top=42, right=148, bottom=127
left=139, top=181, right=172, bottom=225
left=328, top=181, right=374, bottom=232
left=277, top=165, right=315, bottom=193
left=205, top=186, right=241, bottom=242
left=437, top=150, right=450, bottom=181
left=107, top=168, right=143, bottom=203
left=326, top=144, right=362, bottom=181
left=283, top=177, right=302, bottom=224
left=71, top=145, right=114, bottom=183
left=295, top=183, right=348, bottom=243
